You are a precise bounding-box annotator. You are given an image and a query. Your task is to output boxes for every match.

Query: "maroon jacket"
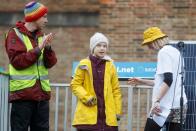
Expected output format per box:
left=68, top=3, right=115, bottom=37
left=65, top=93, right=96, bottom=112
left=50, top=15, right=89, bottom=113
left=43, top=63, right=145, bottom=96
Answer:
left=5, top=21, right=57, bottom=102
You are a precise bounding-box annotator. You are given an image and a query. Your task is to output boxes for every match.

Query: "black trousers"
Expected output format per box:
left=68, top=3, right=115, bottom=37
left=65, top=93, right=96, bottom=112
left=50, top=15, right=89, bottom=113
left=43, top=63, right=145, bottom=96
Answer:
left=11, top=100, right=49, bottom=131
left=164, top=122, right=181, bottom=131
left=144, top=118, right=162, bottom=131
left=144, top=118, right=182, bottom=131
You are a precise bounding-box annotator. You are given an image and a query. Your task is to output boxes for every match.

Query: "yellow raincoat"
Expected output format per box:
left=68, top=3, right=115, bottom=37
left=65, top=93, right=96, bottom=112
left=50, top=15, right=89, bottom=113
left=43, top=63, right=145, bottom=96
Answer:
left=70, top=58, right=122, bottom=126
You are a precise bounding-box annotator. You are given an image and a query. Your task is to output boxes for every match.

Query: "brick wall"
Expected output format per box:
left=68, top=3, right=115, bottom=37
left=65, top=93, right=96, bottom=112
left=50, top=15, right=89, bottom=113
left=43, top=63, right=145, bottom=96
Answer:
left=1, top=0, right=196, bottom=130
left=99, top=0, right=196, bottom=62
left=2, top=0, right=196, bottom=82
left=0, top=0, right=99, bottom=12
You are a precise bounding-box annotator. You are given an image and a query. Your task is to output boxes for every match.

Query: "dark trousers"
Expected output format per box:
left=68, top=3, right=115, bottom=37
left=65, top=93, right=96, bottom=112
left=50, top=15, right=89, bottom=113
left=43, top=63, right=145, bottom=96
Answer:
left=164, top=122, right=181, bottom=131
left=144, top=118, right=162, bottom=131
left=144, top=118, right=182, bottom=131
left=11, top=100, right=49, bottom=131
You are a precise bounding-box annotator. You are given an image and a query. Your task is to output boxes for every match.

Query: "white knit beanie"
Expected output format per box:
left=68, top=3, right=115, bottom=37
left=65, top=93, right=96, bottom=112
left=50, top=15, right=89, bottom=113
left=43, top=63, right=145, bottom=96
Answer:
left=90, top=32, right=109, bottom=53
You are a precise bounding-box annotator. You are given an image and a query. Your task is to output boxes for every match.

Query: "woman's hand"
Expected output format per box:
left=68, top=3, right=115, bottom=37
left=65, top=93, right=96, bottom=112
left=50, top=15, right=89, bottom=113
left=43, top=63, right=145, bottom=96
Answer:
left=127, top=78, right=143, bottom=86
left=151, top=101, right=162, bottom=116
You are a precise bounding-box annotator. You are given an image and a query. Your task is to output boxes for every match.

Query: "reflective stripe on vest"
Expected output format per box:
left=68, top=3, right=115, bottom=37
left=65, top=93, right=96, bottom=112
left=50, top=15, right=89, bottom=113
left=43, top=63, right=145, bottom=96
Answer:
left=10, top=75, right=49, bottom=80
left=9, top=28, right=50, bottom=92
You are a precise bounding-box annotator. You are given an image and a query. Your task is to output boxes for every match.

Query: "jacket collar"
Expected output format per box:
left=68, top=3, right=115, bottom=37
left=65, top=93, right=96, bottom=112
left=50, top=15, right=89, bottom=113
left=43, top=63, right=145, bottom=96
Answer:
left=102, top=55, right=112, bottom=61
left=78, top=55, right=113, bottom=70
left=15, top=21, right=43, bottom=38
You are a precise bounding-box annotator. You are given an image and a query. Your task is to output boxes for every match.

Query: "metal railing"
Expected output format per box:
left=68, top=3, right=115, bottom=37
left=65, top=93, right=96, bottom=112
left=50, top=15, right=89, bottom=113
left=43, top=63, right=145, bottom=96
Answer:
left=0, top=73, right=9, bottom=131
left=50, top=83, right=153, bottom=131
left=0, top=74, right=153, bottom=131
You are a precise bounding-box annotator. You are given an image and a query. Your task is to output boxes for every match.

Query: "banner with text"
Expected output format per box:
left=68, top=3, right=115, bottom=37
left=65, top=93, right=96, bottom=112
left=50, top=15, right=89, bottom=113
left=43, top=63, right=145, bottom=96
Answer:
left=72, top=62, right=156, bottom=79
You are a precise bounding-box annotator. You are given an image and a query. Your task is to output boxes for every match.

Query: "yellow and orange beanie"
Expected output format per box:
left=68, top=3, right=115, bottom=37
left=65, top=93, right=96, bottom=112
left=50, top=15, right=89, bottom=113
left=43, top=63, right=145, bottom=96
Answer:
left=24, top=1, right=48, bottom=22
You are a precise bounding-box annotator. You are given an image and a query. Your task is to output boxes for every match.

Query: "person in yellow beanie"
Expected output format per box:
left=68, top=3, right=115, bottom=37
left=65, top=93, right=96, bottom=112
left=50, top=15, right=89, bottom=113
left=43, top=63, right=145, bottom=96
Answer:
left=5, top=1, right=57, bottom=131
left=128, top=27, right=187, bottom=131
left=70, top=32, right=122, bottom=131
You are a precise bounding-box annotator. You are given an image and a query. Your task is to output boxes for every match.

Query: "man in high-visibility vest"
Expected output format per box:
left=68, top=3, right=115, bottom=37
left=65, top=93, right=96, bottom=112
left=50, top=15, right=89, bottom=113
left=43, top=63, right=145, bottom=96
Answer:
left=5, top=1, right=57, bottom=131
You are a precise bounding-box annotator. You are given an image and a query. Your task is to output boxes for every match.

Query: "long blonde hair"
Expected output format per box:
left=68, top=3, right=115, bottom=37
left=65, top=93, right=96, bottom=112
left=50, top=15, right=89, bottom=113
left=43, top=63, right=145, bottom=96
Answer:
left=151, top=37, right=169, bottom=50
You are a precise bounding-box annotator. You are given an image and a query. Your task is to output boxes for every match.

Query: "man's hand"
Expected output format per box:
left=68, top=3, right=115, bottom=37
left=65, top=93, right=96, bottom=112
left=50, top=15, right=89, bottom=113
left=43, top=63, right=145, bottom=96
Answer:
left=39, top=33, right=54, bottom=50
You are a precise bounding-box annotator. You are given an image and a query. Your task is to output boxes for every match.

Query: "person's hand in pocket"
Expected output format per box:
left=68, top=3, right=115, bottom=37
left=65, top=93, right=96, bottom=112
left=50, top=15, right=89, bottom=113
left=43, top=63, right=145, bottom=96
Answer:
left=86, top=97, right=97, bottom=107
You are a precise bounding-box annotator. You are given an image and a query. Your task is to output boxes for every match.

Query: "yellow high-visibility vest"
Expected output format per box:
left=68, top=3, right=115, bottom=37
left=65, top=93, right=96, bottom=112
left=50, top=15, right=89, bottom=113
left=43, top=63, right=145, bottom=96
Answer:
left=9, top=28, right=50, bottom=92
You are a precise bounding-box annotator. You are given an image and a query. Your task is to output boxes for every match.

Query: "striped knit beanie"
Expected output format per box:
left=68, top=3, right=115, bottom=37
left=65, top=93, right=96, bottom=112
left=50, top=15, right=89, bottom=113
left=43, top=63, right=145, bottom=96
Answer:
left=24, top=1, right=48, bottom=22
